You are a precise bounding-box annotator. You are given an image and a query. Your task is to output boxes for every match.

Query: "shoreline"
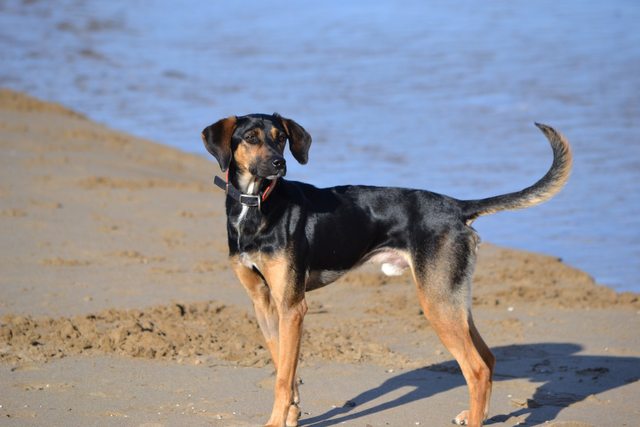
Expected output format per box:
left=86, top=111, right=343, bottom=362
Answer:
left=1, top=88, right=638, bottom=426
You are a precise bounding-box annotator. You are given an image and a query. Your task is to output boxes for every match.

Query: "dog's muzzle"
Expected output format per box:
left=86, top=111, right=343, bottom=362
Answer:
left=269, top=157, right=286, bottom=178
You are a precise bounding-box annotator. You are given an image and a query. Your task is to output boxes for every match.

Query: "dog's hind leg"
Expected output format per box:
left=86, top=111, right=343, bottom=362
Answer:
left=468, top=314, right=495, bottom=421
left=411, top=233, right=494, bottom=426
left=416, top=288, right=494, bottom=426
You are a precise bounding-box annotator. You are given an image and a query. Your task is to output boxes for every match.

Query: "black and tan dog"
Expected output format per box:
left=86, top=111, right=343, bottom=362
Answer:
left=201, top=114, right=572, bottom=427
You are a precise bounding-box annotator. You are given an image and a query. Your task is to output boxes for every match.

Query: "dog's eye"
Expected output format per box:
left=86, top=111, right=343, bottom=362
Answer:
left=244, top=134, right=259, bottom=145
left=278, top=134, right=287, bottom=144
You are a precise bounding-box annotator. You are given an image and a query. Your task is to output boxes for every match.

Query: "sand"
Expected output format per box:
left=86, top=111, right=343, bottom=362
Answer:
left=0, top=88, right=638, bottom=426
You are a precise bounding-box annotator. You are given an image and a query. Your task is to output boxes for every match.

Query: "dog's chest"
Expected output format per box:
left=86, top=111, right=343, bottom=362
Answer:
left=229, top=208, right=266, bottom=252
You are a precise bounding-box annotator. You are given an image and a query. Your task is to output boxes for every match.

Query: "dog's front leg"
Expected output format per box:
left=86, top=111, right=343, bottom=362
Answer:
left=233, top=263, right=280, bottom=363
left=233, top=259, right=305, bottom=426
left=265, top=296, right=307, bottom=427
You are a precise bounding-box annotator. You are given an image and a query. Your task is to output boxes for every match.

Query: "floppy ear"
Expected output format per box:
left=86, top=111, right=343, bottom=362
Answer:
left=201, top=116, right=237, bottom=172
left=277, top=115, right=312, bottom=165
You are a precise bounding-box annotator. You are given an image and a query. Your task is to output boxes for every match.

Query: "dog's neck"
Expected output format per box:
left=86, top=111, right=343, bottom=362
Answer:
left=226, top=168, right=273, bottom=249
left=233, top=170, right=263, bottom=196
left=223, top=166, right=278, bottom=209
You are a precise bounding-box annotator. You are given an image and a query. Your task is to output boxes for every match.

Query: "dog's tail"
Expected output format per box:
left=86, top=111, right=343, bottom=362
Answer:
left=461, top=123, right=572, bottom=223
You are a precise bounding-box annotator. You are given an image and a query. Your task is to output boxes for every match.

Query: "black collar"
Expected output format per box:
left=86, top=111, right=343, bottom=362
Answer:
left=213, top=175, right=277, bottom=209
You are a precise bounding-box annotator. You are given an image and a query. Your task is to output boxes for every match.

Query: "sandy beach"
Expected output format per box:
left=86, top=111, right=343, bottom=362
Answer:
left=1, top=89, right=639, bottom=426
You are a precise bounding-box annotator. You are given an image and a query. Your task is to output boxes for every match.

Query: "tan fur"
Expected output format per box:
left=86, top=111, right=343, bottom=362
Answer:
left=270, top=127, right=286, bottom=149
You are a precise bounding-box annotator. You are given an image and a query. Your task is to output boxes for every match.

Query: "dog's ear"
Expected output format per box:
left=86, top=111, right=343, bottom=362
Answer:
left=277, top=114, right=312, bottom=165
left=201, top=116, right=237, bottom=172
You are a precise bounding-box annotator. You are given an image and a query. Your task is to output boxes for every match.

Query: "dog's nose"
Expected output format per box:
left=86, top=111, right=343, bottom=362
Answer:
left=272, top=158, right=286, bottom=170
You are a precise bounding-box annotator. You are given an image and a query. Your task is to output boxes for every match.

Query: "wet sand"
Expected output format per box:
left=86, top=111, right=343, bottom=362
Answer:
left=1, top=89, right=638, bottom=426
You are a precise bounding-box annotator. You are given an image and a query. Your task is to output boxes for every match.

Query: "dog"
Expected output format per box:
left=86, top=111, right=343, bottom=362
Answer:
left=201, top=113, right=572, bottom=427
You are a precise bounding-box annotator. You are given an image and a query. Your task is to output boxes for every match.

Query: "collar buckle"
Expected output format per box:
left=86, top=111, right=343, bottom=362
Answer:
left=239, top=194, right=261, bottom=208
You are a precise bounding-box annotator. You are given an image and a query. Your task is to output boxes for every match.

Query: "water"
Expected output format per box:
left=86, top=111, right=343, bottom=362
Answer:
left=1, top=0, right=638, bottom=291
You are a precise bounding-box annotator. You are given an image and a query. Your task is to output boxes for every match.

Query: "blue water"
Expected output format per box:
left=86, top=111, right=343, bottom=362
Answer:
left=1, top=0, right=639, bottom=291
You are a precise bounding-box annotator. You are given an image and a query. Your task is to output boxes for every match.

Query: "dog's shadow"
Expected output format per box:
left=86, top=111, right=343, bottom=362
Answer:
left=299, top=343, right=640, bottom=426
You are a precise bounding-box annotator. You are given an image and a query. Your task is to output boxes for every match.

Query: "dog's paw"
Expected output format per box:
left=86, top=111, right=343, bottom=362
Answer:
left=286, top=404, right=301, bottom=427
left=452, top=409, right=469, bottom=425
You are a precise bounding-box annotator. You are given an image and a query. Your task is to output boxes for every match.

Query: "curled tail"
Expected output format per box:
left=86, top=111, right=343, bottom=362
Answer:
left=462, top=123, right=572, bottom=223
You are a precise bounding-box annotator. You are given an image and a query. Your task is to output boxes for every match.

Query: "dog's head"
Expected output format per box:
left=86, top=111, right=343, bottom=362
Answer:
left=201, top=113, right=311, bottom=179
